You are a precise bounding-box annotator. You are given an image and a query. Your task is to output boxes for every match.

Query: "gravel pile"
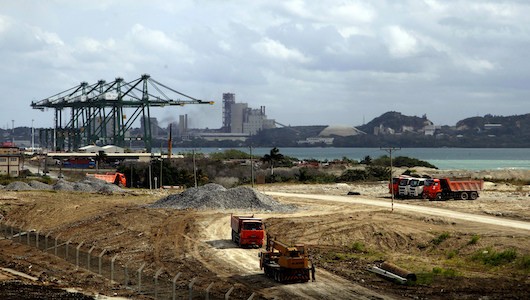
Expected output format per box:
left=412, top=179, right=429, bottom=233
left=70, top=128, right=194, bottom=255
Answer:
left=5, top=181, right=34, bottom=191
left=28, top=180, right=53, bottom=190
left=53, top=179, right=75, bottom=191
left=149, top=183, right=295, bottom=212
left=1, top=177, right=119, bottom=194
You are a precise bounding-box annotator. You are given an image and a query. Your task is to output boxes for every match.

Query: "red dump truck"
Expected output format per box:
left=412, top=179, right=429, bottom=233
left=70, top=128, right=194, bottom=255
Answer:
left=423, top=178, right=483, bottom=200
left=87, top=172, right=127, bottom=187
left=231, top=214, right=265, bottom=247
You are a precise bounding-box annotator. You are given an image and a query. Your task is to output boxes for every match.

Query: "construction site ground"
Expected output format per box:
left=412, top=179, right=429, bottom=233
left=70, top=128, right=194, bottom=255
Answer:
left=0, top=182, right=529, bottom=299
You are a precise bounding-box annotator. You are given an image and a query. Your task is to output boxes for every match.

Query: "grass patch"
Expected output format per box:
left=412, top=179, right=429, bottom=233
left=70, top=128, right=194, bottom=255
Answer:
left=431, top=232, right=450, bottom=246
left=519, top=254, right=530, bottom=270
left=468, top=234, right=480, bottom=245
left=446, top=249, right=459, bottom=259
left=472, top=248, right=517, bottom=266
left=350, top=241, right=365, bottom=252
left=325, top=251, right=358, bottom=261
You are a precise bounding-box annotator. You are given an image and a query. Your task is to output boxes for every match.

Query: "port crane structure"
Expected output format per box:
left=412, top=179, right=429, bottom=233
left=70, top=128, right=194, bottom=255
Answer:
left=31, top=74, right=213, bottom=152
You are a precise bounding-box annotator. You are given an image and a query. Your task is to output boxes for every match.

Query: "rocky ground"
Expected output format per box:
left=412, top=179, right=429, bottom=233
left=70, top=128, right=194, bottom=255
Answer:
left=0, top=171, right=528, bottom=299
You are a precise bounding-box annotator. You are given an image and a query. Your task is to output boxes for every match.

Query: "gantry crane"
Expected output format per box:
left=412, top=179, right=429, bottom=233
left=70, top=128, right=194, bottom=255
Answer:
left=31, top=74, right=214, bottom=152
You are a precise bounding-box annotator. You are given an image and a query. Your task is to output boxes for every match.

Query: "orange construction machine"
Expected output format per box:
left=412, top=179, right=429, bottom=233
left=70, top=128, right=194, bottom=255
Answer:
left=230, top=214, right=265, bottom=248
left=423, top=178, right=483, bottom=200
left=87, top=172, right=127, bottom=187
left=259, top=235, right=313, bottom=283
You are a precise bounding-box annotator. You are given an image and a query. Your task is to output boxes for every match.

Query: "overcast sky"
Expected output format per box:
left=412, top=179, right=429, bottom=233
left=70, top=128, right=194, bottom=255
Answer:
left=2, top=0, right=529, bottom=130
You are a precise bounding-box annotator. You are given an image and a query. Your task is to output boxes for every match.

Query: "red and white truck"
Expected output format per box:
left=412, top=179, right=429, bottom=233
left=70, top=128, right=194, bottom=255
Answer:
left=389, top=175, right=412, bottom=198
left=231, top=214, right=265, bottom=248
left=423, top=178, right=483, bottom=200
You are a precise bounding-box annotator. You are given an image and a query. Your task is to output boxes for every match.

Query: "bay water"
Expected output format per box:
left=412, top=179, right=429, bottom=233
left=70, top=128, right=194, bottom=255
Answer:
left=166, top=147, right=530, bottom=170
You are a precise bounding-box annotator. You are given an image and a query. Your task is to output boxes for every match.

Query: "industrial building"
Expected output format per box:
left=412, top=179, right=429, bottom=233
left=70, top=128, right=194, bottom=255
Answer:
left=221, top=93, right=275, bottom=135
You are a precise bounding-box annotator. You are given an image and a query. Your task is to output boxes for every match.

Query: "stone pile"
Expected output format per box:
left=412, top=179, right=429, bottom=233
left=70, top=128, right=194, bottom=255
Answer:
left=149, top=183, right=294, bottom=212
left=3, top=177, right=124, bottom=194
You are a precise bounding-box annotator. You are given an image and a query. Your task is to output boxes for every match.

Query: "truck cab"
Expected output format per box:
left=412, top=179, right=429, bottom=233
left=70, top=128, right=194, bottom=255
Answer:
left=398, top=178, right=413, bottom=198
left=408, top=178, right=426, bottom=198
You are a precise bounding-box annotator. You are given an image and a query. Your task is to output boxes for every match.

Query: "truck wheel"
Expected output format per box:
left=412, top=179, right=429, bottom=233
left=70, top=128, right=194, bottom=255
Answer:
left=469, top=192, right=478, bottom=200
left=460, top=192, right=469, bottom=200
left=435, top=193, right=442, bottom=201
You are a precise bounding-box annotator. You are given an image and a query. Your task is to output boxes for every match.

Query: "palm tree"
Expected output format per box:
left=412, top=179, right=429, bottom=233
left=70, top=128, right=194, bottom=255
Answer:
left=261, top=147, right=284, bottom=175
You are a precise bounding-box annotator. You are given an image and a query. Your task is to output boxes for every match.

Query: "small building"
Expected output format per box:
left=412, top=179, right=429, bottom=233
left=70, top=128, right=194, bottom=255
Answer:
left=0, top=146, right=21, bottom=177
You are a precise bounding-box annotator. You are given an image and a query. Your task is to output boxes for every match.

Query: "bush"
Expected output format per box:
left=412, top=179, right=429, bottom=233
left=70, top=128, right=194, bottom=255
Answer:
left=431, top=232, right=450, bottom=246
left=468, top=235, right=480, bottom=245
left=338, top=169, right=367, bottom=182
left=472, top=248, right=517, bottom=266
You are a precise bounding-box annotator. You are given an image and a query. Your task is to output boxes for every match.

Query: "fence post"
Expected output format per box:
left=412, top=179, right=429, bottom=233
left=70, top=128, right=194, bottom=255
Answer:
left=65, top=238, right=73, bottom=260
left=87, top=246, right=96, bottom=270
left=154, top=268, right=164, bottom=299
left=188, top=278, right=197, bottom=300
left=111, top=254, right=119, bottom=283
left=76, top=242, right=84, bottom=268
left=124, top=261, right=131, bottom=288
left=54, top=233, right=62, bottom=256
left=172, top=272, right=182, bottom=300
left=98, top=249, right=107, bottom=275
left=137, top=263, right=147, bottom=292
left=35, top=230, right=40, bottom=249
left=206, top=282, right=214, bottom=300
left=225, top=287, right=234, bottom=300
left=26, top=228, right=30, bottom=245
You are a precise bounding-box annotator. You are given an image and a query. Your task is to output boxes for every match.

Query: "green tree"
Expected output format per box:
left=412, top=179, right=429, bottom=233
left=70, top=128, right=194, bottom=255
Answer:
left=261, top=147, right=284, bottom=175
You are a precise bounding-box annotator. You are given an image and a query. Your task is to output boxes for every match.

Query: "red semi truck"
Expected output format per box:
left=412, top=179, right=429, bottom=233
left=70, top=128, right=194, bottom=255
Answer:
left=231, top=214, right=265, bottom=247
left=423, top=178, right=483, bottom=200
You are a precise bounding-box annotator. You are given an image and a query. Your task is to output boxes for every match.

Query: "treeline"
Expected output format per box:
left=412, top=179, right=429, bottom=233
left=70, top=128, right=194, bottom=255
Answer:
left=114, top=149, right=436, bottom=188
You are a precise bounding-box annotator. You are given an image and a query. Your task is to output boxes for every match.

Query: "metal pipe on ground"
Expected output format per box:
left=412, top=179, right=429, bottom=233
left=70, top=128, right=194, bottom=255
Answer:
left=380, top=261, right=417, bottom=281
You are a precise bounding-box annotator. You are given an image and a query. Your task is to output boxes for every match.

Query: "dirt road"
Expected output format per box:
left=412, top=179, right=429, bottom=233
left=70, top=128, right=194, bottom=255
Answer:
left=198, top=213, right=392, bottom=300
left=265, top=192, right=530, bottom=231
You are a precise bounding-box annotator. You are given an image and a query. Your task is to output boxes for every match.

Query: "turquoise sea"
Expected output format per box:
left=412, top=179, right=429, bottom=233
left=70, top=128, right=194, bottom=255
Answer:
left=163, top=147, right=530, bottom=171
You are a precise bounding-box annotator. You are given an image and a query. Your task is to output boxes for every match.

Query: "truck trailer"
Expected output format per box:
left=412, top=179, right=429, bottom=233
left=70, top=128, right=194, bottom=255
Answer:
left=423, top=178, right=483, bottom=200
left=230, top=214, right=265, bottom=247
left=86, top=172, right=127, bottom=187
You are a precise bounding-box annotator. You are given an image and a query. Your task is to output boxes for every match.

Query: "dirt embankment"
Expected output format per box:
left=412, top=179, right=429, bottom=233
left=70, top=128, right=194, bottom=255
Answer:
left=0, top=180, right=529, bottom=299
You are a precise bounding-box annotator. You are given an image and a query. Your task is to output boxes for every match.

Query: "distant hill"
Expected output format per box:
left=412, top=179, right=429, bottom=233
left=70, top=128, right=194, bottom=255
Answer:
left=356, top=111, right=433, bottom=135
left=456, top=113, right=530, bottom=135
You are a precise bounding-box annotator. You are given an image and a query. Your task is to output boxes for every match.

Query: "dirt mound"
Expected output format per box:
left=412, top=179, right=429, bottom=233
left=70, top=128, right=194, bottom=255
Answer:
left=5, top=182, right=34, bottom=191
left=149, top=183, right=294, bottom=211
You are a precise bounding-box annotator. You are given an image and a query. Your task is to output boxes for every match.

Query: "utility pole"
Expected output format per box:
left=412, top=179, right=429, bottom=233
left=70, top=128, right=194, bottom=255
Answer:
left=31, top=119, right=35, bottom=151
left=249, top=146, right=254, bottom=188
left=159, top=158, right=163, bottom=189
left=192, top=149, right=198, bottom=188
left=380, top=146, right=401, bottom=212
left=11, top=120, right=14, bottom=145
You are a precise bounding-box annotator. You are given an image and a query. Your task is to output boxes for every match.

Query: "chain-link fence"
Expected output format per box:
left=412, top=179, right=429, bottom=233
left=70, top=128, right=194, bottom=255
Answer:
left=0, top=220, right=257, bottom=299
